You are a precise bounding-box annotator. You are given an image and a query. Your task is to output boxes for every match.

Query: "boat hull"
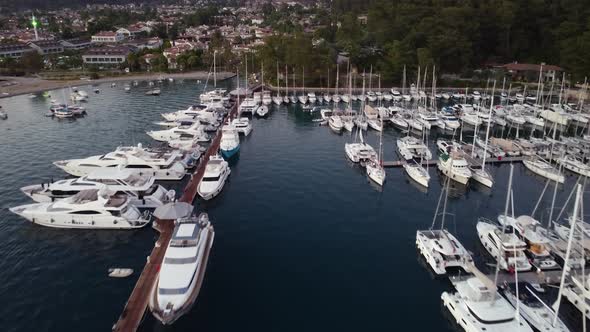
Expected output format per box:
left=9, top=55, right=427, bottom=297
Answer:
left=220, top=144, right=240, bottom=160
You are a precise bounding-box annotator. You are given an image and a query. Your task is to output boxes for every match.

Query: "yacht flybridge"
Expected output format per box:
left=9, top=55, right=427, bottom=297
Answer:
left=10, top=188, right=150, bottom=229
left=53, top=144, right=187, bottom=180
left=147, top=122, right=210, bottom=143
left=20, top=169, right=175, bottom=209
left=149, top=213, right=214, bottom=325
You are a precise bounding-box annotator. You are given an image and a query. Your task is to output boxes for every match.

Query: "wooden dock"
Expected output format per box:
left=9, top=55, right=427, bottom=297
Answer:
left=383, top=156, right=524, bottom=168
left=112, top=102, right=237, bottom=332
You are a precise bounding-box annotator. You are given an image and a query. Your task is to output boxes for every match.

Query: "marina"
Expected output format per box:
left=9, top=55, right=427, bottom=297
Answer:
left=1, top=76, right=590, bottom=332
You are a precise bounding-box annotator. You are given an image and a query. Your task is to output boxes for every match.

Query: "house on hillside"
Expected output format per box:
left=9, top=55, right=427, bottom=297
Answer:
left=500, top=62, right=563, bottom=82
left=82, top=46, right=131, bottom=66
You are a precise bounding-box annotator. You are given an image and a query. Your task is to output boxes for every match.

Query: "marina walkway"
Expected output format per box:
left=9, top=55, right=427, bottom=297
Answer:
left=112, top=102, right=237, bottom=332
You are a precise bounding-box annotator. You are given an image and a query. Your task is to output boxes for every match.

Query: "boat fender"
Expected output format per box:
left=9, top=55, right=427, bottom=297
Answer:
left=114, top=221, right=118, bottom=224
left=91, top=221, right=95, bottom=225
left=166, top=172, right=169, bottom=176
left=32, top=218, right=35, bottom=224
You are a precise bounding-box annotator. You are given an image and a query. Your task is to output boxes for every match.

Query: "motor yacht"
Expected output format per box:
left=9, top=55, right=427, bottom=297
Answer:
left=328, top=115, right=344, bottom=133
left=21, top=169, right=174, bottom=209
left=231, top=118, right=253, bottom=136
left=9, top=188, right=150, bottom=229
left=476, top=219, right=532, bottom=272
left=53, top=144, right=186, bottom=180
left=149, top=213, right=214, bottom=324
left=497, top=215, right=558, bottom=270
left=367, top=118, right=382, bottom=131
left=390, top=113, right=409, bottom=130
left=397, top=136, right=432, bottom=161
left=437, top=151, right=472, bottom=185
left=147, top=122, right=209, bottom=143
left=197, top=155, right=230, bottom=200
left=219, top=124, right=240, bottom=160
left=442, top=277, right=534, bottom=332
left=256, top=105, right=269, bottom=117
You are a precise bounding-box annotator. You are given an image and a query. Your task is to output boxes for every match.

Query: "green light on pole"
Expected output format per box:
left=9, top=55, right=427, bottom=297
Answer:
left=32, top=19, right=38, bottom=28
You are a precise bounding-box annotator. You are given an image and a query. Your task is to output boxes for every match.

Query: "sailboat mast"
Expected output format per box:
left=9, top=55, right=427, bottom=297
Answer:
left=336, top=63, right=339, bottom=96
left=536, top=64, right=543, bottom=105
left=285, top=64, right=288, bottom=97
left=553, top=184, right=582, bottom=326
left=369, top=65, right=373, bottom=92
left=492, top=164, right=514, bottom=302
left=276, top=61, right=280, bottom=98
left=481, top=81, right=496, bottom=170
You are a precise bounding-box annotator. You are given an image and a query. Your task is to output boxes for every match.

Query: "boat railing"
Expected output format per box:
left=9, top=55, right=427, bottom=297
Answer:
left=477, top=216, right=495, bottom=225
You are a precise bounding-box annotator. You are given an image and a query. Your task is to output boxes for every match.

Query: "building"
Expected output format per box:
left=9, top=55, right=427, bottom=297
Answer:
left=116, top=24, right=151, bottom=38
left=28, top=40, right=64, bottom=55
left=0, top=43, right=33, bottom=58
left=61, top=38, right=92, bottom=50
left=500, top=62, right=564, bottom=82
left=124, top=37, right=163, bottom=51
left=82, top=46, right=131, bottom=66
left=91, top=31, right=125, bottom=44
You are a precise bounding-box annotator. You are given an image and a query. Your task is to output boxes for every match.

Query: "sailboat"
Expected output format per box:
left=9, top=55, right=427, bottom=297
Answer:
left=470, top=82, right=495, bottom=188
left=416, top=176, right=472, bottom=274
left=298, top=68, right=308, bottom=104
left=283, top=65, right=290, bottom=104
left=273, top=62, right=283, bottom=105
left=323, top=68, right=332, bottom=103
left=353, top=73, right=369, bottom=130
left=343, top=65, right=354, bottom=132
left=366, top=118, right=386, bottom=185
left=332, top=63, right=341, bottom=103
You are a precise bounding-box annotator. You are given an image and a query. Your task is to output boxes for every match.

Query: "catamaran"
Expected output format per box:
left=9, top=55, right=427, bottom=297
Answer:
left=345, top=129, right=376, bottom=163
left=416, top=176, right=472, bottom=274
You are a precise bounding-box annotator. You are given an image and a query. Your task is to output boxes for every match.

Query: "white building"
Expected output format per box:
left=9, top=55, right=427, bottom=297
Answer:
left=91, top=31, right=125, bottom=44
left=82, top=46, right=131, bottom=66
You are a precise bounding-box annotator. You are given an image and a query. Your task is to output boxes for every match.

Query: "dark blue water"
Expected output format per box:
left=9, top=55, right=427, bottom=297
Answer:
left=0, top=81, right=586, bottom=332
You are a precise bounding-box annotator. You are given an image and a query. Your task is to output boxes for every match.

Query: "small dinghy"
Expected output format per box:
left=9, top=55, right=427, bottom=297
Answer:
left=108, top=268, right=134, bottom=278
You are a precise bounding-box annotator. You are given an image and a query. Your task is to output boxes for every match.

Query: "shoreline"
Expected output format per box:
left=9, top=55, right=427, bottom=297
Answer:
left=0, top=71, right=236, bottom=99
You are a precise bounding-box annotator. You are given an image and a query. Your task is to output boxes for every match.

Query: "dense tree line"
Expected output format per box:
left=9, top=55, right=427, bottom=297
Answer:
left=258, top=0, right=590, bottom=84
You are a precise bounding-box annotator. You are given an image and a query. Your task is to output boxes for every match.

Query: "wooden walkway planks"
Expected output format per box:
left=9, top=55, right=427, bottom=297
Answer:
left=112, top=102, right=237, bottom=332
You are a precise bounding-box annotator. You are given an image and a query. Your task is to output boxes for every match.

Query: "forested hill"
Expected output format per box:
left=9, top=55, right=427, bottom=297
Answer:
left=320, top=0, right=590, bottom=80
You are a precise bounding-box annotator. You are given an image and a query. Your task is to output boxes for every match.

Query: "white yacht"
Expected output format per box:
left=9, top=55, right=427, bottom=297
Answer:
left=328, top=115, right=344, bottom=133
left=10, top=188, right=150, bottom=229
left=391, top=89, right=402, bottom=101
left=367, top=118, right=382, bottom=131
left=416, top=229, right=472, bottom=274
left=354, top=116, right=368, bottom=131
left=197, top=155, right=230, bottom=200
left=366, top=159, right=385, bottom=185
left=502, top=284, right=570, bottom=332
left=162, top=105, right=219, bottom=123
left=239, top=98, right=259, bottom=114
left=442, top=277, right=534, bottom=332
left=397, top=136, right=432, bottom=161
left=563, top=274, right=590, bottom=320
left=232, top=118, right=253, bottom=136
left=199, top=89, right=228, bottom=103
left=150, top=213, right=214, bottom=324
left=20, top=169, right=174, bottom=209
left=345, top=130, right=377, bottom=163
left=53, top=144, right=187, bottom=180
left=476, top=219, right=532, bottom=272
left=261, top=91, right=272, bottom=105
left=307, top=92, right=317, bottom=104
left=523, top=157, right=564, bottom=183
left=323, top=93, right=332, bottom=103
left=556, top=154, right=590, bottom=177
left=256, top=105, right=269, bottom=117
left=390, top=113, right=409, bottom=130
left=437, top=151, right=472, bottom=185
left=439, top=112, right=461, bottom=130
left=219, top=124, right=240, bottom=160
left=343, top=117, right=354, bottom=132
left=403, top=161, right=430, bottom=188
left=147, top=122, right=210, bottom=143
left=497, top=215, right=558, bottom=270
left=272, top=94, right=283, bottom=105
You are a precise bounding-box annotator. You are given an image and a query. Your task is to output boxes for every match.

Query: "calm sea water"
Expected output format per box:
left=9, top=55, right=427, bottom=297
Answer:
left=0, top=80, right=586, bottom=332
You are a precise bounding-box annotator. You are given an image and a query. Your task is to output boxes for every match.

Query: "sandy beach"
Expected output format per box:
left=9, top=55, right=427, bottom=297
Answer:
left=0, top=71, right=235, bottom=99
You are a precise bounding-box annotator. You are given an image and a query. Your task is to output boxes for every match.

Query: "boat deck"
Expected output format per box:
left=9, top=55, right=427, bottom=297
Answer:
left=112, top=101, right=236, bottom=332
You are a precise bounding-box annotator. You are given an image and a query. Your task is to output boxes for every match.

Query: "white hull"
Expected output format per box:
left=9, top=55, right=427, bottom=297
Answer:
left=471, top=169, right=493, bottom=188
left=404, top=163, right=430, bottom=187
left=522, top=159, right=564, bottom=183
left=197, top=168, right=230, bottom=200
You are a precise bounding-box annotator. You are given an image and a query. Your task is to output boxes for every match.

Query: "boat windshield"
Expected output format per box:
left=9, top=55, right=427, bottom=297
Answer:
left=202, top=175, right=220, bottom=182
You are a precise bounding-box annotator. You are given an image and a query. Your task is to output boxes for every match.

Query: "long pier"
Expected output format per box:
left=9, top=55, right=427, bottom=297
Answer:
left=112, top=101, right=237, bottom=332
left=383, top=156, right=524, bottom=168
